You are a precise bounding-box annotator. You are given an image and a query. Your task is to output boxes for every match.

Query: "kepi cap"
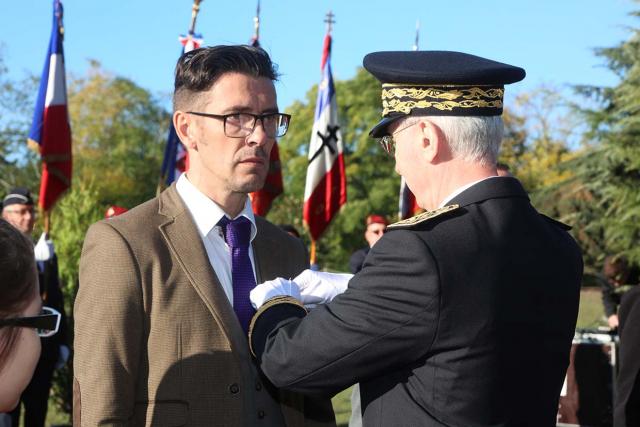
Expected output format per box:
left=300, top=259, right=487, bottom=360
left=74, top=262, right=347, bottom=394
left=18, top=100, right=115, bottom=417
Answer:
left=2, top=187, right=34, bottom=209
left=366, top=214, right=388, bottom=227
left=363, top=50, right=526, bottom=138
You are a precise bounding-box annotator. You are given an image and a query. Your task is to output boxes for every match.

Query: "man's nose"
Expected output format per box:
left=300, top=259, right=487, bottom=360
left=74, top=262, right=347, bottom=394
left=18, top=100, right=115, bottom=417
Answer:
left=246, top=119, right=271, bottom=146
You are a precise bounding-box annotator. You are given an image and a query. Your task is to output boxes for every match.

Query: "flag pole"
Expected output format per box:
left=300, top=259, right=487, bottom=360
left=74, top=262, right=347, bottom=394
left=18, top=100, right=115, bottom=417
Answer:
left=310, top=240, right=317, bottom=266
left=188, top=0, right=203, bottom=35
left=252, top=0, right=260, bottom=45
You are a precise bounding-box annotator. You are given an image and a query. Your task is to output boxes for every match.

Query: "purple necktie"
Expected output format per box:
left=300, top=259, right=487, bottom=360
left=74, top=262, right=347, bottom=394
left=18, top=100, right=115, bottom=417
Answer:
left=219, top=216, right=256, bottom=333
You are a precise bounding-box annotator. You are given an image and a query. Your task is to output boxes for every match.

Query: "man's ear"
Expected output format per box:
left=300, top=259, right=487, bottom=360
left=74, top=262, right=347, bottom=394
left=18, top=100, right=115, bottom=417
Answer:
left=418, top=120, right=442, bottom=163
left=173, top=111, right=197, bottom=150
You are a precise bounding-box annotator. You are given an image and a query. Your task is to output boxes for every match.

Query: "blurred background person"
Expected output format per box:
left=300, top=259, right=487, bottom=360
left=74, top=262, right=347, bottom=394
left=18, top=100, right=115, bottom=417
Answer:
left=496, top=162, right=513, bottom=177
left=349, top=214, right=388, bottom=274
left=1, top=188, right=69, bottom=427
left=614, top=284, right=640, bottom=426
left=0, top=219, right=60, bottom=414
left=598, top=255, right=631, bottom=329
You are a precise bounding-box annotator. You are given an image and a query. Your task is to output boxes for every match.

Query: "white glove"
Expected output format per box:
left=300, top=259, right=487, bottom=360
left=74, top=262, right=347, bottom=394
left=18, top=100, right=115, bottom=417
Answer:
left=250, top=277, right=302, bottom=309
left=55, top=345, right=70, bottom=370
left=294, top=269, right=353, bottom=307
left=34, top=232, right=55, bottom=262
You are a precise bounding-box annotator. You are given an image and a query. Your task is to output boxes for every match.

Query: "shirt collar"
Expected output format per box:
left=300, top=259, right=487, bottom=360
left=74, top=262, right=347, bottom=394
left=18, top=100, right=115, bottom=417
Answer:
left=176, top=173, right=257, bottom=241
left=438, top=176, right=500, bottom=208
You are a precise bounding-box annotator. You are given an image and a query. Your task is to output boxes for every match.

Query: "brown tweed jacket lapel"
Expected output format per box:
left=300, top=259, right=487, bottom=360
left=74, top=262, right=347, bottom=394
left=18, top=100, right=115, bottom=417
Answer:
left=157, top=185, right=250, bottom=360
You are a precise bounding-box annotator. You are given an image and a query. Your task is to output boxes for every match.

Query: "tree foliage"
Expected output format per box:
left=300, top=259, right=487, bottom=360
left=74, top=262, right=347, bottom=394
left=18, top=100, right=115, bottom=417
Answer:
left=0, top=51, right=40, bottom=192
left=569, top=9, right=640, bottom=268
left=68, top=61, right=168, bottom=208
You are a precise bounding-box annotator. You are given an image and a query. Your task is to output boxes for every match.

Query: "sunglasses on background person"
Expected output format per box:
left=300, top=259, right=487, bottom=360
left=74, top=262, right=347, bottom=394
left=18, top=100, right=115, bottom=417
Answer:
left=0, top=306, right=61, bottom=338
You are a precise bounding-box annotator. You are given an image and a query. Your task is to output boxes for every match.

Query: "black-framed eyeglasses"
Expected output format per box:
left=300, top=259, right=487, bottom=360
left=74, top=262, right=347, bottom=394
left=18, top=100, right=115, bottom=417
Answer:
left=0, top=306, right=61, bottom=338
left=186, top=111, right=291, bottom=138
left=378, top=120, right=419, bottom=156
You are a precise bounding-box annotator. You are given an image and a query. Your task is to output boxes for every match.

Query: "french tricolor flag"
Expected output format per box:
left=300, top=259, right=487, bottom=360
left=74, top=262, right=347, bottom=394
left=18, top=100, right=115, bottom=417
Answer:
left=28, top=0, right=72, bottom=211
left=303, top=32, right=347, bottom=242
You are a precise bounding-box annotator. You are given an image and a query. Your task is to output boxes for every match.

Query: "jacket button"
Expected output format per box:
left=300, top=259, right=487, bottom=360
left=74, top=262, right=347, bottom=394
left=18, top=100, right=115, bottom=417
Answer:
left=258, top=410, right=266, bottom=419
left=229, top=383, right=239, bottom=394
left=255, top=381, right=262, bottom=391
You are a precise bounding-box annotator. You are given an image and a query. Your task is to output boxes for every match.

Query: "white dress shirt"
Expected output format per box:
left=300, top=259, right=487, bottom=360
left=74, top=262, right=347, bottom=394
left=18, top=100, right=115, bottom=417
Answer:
left=176, top=173, right=258, bottom=306
left=438, top=176, right=501, bottom=208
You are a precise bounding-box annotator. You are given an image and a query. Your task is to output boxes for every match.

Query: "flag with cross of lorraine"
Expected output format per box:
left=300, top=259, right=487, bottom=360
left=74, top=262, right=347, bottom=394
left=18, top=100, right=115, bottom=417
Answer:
left=303, top=21, right=347, bottom=245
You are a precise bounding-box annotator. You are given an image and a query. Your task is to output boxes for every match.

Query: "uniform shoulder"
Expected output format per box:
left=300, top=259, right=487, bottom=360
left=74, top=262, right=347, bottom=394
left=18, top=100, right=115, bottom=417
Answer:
left=386, top=204, right=460, bottom=231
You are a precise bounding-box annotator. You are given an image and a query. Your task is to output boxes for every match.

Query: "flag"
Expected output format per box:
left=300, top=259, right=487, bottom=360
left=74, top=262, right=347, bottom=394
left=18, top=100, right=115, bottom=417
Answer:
left=160, top=33, right=203, bottom=186
left=398, top=20, right=422, bottom=220
left=28, top=0, right=72, bottom=212
left=247, top=0, right=284, bottom=216
left=398, top=176, right=420, bottom=220
left=303, top=33, right=347, bottom=241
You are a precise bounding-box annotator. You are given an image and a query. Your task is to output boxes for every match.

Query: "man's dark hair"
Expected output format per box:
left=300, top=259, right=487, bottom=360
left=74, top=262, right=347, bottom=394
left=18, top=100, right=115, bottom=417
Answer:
left=173, top=45, right=279, bottom=111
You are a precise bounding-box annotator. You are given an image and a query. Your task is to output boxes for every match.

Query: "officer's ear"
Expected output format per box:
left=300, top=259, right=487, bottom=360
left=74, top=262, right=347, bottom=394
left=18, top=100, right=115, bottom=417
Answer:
left=418, top=120, right=446, bottom=163
left=173, top=111, right=198, bottom=151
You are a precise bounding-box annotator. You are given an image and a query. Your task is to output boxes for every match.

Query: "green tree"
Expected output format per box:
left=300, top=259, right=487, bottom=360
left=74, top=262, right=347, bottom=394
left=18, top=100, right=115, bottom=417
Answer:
left=0, top=50, right=40, bottom=192
left=570, top=8, right=640, bottom=268
left=68, top=60, right=168, bottom=208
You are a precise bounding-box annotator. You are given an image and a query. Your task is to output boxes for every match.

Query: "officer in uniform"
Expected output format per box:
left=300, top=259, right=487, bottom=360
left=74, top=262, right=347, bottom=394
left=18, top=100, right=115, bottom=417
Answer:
left=247, top=51, right=583, bottom=426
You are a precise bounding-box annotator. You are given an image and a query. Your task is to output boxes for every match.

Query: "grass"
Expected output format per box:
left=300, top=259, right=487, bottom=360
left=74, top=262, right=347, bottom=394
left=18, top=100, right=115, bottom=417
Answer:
left=331, top=386, right=354, bottom=427
left=43, top=289, right=606, bottom=426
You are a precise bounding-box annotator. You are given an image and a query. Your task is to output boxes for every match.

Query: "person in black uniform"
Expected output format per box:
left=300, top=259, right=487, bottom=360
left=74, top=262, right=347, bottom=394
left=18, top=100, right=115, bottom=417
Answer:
left=247, top=51, right=583, bottom=427
left=614, top=284, right=640, bottom=426
left=348, top=214, right=388, bottom=274
left=597, top=255, right=630, bottom=329
left=2, top=188, right=69, bottom=427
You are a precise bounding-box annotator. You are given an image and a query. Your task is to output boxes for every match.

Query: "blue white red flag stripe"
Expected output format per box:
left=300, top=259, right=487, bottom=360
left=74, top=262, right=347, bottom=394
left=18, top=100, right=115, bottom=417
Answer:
left=28, top=0, right=72, bottom=211
left=160, top=33, right=202, bottom=186
left=303, top=33, right=347, bottom=241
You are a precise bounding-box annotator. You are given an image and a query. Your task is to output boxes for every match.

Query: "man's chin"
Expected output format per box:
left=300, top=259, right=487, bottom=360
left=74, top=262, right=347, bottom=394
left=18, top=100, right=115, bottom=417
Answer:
left=235, top=175, right=267, bottom=194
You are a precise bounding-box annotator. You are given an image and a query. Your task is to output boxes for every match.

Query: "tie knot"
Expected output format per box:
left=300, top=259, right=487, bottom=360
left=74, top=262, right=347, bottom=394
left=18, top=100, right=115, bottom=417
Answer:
left=218, top=216, right=252, bottom=248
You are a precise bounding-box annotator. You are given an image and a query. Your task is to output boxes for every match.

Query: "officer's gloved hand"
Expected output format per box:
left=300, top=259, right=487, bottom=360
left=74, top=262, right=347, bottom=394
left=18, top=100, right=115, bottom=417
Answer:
left=55, top=345, right=70, bottom=370
left=34, top=232, right=55, bottom=262
left=250, top=278, right=302, bottom=309
left=294, top=269, right=353, bottom=308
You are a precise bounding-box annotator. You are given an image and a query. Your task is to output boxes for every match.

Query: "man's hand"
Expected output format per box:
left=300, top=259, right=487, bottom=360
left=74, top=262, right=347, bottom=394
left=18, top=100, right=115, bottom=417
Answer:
left=294, top=269, right=353, bottom=307
left=250, top=278, right=302, bottom=309
left=56, top=345, right=70, bottom=370
left=607, top=314, right=619, bottom=329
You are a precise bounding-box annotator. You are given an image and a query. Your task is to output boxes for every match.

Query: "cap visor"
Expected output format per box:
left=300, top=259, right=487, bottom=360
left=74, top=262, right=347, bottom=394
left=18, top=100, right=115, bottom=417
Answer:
left=369, top=115, right=404, bottom=138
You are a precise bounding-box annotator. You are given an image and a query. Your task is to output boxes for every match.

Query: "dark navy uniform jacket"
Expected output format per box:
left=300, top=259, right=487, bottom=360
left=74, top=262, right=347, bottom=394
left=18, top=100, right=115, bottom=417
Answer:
left=251, top=177, right=583, bottom=427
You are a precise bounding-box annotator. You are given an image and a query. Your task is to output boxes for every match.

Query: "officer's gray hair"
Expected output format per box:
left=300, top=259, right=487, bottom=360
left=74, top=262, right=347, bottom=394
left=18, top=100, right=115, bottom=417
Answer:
left=423, top=115, right=503, bottom=167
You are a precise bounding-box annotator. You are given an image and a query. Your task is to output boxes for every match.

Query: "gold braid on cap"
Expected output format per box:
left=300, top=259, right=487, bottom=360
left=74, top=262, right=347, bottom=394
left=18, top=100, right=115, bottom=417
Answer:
left=381, top=84, right=504, bottom=116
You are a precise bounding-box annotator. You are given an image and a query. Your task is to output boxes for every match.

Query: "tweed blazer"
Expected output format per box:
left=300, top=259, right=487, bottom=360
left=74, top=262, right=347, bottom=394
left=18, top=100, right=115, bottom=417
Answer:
left=74, top=184, right=334, bottom=427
